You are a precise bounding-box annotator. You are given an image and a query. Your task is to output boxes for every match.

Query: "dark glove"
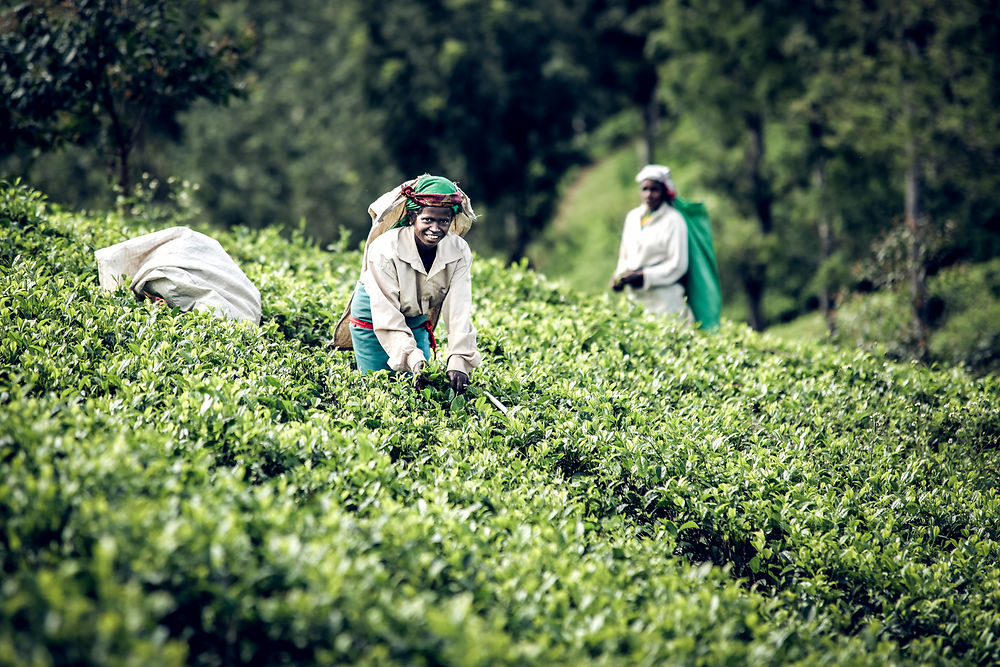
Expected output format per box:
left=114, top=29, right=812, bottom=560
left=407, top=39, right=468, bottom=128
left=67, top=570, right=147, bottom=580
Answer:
left=611, top=276, right=625, bottom=292
left=619, top=270, right=644, bottom=289
left=447, top=370, right=469, bottom=394
left=412, top=361, right=430, bottom=389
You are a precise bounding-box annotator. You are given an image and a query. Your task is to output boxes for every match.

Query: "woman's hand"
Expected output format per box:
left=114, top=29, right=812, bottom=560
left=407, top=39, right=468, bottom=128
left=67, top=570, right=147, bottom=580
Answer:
left=624, top=270, right=645, bottom=288
left=446, top=370, right=469, bottom=394
left=412, top=361, right=430, bottom=389
left=612, top=270, right=644, bottom=291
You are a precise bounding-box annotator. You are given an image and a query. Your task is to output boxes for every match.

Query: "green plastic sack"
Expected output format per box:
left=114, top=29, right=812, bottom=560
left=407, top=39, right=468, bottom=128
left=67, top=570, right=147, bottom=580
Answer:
left=674, top=198, right=721, bottom=330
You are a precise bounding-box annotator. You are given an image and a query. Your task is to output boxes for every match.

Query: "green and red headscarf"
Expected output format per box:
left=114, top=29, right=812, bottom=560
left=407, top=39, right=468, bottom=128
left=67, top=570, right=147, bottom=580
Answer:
left=400, top=175, right=464, bottom=214
left=368, top=173, right=477, bottom=239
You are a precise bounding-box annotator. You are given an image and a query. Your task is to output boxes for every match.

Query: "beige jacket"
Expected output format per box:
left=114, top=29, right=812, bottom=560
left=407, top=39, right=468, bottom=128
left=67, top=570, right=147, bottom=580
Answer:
left=613, top=203, right=690, bottom=317
left=356, top=226, right=481, bottom=375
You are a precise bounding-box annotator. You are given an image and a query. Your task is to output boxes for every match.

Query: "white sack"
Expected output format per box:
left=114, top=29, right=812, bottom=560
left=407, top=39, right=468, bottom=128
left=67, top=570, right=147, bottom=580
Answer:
left=95, top=226, right=261, bottom=325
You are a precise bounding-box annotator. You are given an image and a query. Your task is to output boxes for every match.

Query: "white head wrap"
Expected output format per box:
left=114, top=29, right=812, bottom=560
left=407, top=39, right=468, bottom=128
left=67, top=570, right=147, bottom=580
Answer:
left=635, top=164, right=676, bottom=196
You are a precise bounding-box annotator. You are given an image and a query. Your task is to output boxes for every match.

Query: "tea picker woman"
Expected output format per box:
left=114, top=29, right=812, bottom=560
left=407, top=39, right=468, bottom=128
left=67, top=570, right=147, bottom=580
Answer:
left=610, top=164, right=692, bottom=321
left=333, top=175, right=481, bottom=393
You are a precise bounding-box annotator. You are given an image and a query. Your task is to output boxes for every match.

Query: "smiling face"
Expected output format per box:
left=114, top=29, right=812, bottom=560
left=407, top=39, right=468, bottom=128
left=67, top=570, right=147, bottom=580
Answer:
left=412, top=206, right=454, bottom=249
left=639, top=179, right=667, bottom=211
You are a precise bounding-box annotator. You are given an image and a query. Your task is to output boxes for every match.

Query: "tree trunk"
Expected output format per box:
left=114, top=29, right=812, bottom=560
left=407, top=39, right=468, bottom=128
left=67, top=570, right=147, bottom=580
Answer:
left=642, top=78, right=659, bottom=165
left=118, top=144, right=130, bottom=197
left=743, top=267, right=765, bottom=332
left=507, top=211, right=529, bottom=264
left=744, top=111, right=772, bottom=330
left=746, top=112, right=773, bottom=234
left=814, top=160, right=837, bottom=336
left=905, top=133, right=928, bottom=360
left=901, top=35, right=928, bottom=360
left=100, top=79, right=131, bottom=206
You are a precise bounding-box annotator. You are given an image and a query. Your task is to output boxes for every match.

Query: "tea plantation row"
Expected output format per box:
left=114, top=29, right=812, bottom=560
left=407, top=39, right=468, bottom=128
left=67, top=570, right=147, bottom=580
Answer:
left=2, top=182, right=999, bottom=665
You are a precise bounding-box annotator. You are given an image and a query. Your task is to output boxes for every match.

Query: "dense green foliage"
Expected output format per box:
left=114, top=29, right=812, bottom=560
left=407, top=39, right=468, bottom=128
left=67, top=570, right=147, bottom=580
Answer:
left=832, top=258, right=1000, bottom=377
left=2, top=182, right=999, bottom=664
left=3, top=0, right=630, bottom=256
left=534, top=0, right=1000, bottom=333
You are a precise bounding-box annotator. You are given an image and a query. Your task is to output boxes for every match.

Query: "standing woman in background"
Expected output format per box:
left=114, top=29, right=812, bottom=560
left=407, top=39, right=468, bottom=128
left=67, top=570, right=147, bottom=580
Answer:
left=333, top=174, right=481, bottom=393
left=610, top=164, right=691, bottom=321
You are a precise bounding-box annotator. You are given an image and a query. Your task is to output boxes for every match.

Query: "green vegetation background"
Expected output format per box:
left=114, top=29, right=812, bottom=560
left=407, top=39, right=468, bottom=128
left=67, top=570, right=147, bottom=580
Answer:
left=5, top=0, right=1000, bottom=352
left=3, top=1, right=999, bottom=660
left=2, top=182, right=999, bottom=664
left=529, top=139, right=1000, bottom=377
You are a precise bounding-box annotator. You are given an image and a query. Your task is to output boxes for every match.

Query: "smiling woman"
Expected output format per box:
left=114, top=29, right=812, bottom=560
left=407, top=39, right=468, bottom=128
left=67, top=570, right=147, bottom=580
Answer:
left=412, top=206, right=453, bottom=265
left=333, top=175, right=481, bottom=393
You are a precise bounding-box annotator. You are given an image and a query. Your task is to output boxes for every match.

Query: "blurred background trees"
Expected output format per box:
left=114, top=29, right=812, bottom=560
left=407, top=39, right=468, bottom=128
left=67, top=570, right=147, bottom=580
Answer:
left=1, top=0, right=253, bottom=197
left=3, top=0, right=998, bottom=372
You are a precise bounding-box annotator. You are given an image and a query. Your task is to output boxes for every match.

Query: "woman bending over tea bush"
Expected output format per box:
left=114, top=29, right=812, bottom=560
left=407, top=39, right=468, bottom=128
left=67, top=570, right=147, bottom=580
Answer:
left=334, top=175, right=481, bottom=393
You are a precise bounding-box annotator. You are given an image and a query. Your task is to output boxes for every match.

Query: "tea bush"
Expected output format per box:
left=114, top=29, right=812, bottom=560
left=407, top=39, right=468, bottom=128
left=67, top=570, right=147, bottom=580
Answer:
left=2, top=182, right=999, bottom=665
left=834, top=258, right=1000, bottom=376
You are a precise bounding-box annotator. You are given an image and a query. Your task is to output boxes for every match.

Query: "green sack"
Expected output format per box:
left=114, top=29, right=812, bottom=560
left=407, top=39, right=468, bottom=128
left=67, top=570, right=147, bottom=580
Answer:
left=674, top=198, right=721, bottom=330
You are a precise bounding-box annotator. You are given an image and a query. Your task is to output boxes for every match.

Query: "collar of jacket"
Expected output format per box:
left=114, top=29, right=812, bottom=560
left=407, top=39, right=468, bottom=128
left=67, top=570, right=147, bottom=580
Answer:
left=641, top=204, right=674, bottom=227
left=396, top=226, right=463, bottom=278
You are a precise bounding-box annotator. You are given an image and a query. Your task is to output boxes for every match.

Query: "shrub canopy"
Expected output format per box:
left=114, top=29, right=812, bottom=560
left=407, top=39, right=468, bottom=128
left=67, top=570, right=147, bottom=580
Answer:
left=1, top=182, right=999, bottom=665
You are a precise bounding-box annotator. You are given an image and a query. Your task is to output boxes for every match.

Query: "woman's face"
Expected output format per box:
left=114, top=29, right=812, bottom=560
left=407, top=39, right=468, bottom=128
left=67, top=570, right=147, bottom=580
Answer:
left=640, top=179, right=666, bottom=211
left=413, top=206, right=454, bottom=249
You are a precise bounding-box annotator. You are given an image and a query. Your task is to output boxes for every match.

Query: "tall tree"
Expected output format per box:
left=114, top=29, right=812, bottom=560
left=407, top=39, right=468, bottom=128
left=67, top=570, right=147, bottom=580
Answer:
left=655, top=0, right=805, bottom=330
left=779, top=2, right=854, bottom=335
left=590, top=0, right=668, bottom=165
left=172, top=0, right=392, bottom=244
left=174, top=0, right=630, bottom=256
left=0, top=0, right=251, bottom=196
left=809, top=0, right=1000, bottom=353
left=354, top=0, right=616, bottom=260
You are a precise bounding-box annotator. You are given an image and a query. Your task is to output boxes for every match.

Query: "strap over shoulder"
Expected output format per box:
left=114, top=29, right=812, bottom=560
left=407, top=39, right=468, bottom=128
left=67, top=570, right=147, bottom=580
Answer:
left=332, top=175, right=476, bottom=350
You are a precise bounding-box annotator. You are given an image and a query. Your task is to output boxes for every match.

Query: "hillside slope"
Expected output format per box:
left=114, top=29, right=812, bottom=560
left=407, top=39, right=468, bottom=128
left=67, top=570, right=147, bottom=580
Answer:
left=2, top=182, right=999, bottom=665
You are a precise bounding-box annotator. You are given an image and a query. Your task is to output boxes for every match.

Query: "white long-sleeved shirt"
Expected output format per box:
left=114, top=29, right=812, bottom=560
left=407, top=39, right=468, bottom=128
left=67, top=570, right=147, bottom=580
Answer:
left=360, top=226, right=481, bottom=375
left=613, top=203, right=690, bottom=316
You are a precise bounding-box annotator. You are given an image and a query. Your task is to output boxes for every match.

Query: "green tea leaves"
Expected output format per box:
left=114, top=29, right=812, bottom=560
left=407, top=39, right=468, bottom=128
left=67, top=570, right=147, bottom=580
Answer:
left=1, top=181, right=999, bottom=664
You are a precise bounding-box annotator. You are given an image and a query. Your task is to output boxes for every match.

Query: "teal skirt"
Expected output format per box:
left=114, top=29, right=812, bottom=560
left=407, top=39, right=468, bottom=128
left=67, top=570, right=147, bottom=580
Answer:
left=350, top=283, right=431, bottom=373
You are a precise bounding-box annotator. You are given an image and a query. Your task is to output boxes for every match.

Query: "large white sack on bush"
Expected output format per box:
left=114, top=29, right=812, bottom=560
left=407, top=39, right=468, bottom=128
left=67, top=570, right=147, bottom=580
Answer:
left=95, top=226, right=261, bottom=325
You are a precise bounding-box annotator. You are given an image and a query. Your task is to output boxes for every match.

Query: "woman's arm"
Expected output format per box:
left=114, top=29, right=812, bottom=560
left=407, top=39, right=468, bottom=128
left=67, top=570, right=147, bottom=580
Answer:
left=440, top=251, right=481, bottom=376
left=364, top=257, right=426, bottom=373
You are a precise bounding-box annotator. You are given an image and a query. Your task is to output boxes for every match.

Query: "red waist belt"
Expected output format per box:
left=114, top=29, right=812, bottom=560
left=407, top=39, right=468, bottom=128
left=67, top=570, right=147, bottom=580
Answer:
left=350, top=316, right=437, bottom=359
